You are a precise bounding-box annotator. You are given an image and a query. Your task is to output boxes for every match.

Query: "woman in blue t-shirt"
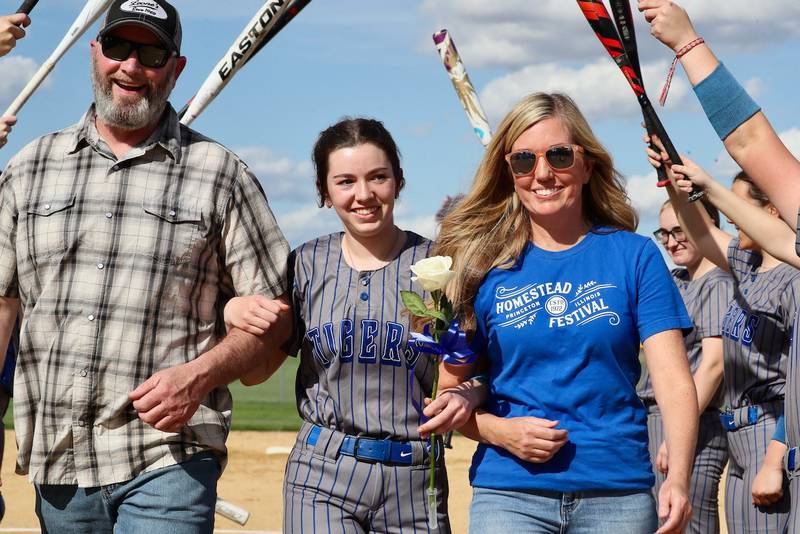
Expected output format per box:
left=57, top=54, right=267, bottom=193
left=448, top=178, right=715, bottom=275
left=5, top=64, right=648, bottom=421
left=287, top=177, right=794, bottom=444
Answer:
left=431, top=92, right=697, bottom=534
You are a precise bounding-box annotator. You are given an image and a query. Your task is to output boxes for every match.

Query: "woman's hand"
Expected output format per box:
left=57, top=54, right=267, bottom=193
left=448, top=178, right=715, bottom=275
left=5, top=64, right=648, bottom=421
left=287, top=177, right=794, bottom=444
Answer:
left=751, top=463, right=784, bottom=507
left=418, top=378, right=487, bottom=438
left=493, top=416, right=568, bottom=464
left=637, top=0, right=699, bottom=52
left=656, top=477, right=692, bottom=534
left=224, top=295, right=290, bottom=336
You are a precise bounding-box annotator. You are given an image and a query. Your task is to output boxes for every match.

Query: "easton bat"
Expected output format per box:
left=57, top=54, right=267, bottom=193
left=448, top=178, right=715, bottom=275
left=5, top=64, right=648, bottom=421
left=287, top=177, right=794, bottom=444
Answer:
left=577, top=0, right=704, bottom=202
left=215, top=497, right=251, bottom=526
left=178, top=0, right=300, bottom=126
left=3, top=0, right=114, bottom=118
left=16, top=0, right=39, bottom=14
left=432, top=29, right=492, bottom=147
left=177, top=0, right=312, bottom=120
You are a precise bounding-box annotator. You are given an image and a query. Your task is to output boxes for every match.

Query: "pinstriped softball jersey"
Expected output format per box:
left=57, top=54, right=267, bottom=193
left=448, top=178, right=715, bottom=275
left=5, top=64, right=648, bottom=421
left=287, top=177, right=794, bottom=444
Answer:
left=638, top=267, right=732, bottom=534
left=784, top=210, right=800, bottom=532
left=282, top=231, right=450, bottom=533
left=722, top=239, right=800, bottom=533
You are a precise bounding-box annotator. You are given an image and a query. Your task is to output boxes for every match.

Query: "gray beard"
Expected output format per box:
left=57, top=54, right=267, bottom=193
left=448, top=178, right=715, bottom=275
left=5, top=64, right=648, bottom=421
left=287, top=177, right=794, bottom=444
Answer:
left=91, top=58, right=174, bottom=130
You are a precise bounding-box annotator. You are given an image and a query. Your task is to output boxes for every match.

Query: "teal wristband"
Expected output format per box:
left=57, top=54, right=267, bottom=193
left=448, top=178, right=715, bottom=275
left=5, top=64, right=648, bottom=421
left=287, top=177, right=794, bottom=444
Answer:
left=693, top=63, right=761, bottom=140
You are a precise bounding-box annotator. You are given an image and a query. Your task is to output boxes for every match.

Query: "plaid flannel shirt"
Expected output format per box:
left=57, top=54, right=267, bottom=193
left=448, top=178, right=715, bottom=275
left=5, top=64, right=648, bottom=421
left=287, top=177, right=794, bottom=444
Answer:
left=0, top=105, right=289, bottom=486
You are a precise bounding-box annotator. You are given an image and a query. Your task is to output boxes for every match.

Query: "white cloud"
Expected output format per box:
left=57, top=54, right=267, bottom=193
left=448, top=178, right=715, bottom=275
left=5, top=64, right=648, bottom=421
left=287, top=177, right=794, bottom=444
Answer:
left=626, top=171, right=669, bottom=222
left=0, top=56, right=41, bottom=105
left=479, top=59, right=688, bottom=123
left=274, top=205, right=340, bottom=248
left=396, top=213, right=437, bottom=240
left=419, top=0, right=800, bottom=69
left=235, top=146, right=315, bottom=204
left=744, top=77, right=764, bottom=98
left=778, top=128, right=800, bottom=158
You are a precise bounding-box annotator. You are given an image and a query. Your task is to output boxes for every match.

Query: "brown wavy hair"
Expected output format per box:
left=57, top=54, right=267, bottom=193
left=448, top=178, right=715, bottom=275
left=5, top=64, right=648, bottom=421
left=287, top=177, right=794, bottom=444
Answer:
left=434, top=92, right=638, bottom=333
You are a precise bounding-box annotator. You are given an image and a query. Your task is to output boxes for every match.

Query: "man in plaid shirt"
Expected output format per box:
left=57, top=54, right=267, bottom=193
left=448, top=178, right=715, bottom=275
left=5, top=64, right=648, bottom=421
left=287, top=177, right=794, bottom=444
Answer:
left=0, top=1, right=290, bottom=532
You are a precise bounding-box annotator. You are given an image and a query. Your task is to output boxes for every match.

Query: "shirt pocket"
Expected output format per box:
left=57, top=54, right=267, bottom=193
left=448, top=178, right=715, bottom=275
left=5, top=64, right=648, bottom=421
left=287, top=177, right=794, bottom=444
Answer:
left=24, top=195, right=76, bottom=260
left=138, top=200, right=205, bottom=266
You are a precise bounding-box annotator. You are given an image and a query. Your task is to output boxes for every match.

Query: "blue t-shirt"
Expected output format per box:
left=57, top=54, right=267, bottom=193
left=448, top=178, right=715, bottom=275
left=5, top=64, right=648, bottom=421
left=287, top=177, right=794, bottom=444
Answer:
left=469, top=228, right=692, bottom=492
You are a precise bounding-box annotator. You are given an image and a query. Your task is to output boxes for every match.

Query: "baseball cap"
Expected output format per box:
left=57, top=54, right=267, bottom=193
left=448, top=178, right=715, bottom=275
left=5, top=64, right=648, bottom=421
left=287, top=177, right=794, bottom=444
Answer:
left=98, top=0, right=182, bottom=54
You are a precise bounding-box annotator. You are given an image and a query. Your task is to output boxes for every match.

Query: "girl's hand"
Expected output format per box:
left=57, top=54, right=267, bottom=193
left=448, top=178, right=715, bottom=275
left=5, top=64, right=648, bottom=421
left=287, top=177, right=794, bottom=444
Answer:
left=670, top=157, right=715, bottom=195
left=418, top=378, right=487, bottom=438
left=224, top=295, right=289, bottom=336
left=638, top=0, right=699, bottom=53
left=751, top=463, right=785, bottom=507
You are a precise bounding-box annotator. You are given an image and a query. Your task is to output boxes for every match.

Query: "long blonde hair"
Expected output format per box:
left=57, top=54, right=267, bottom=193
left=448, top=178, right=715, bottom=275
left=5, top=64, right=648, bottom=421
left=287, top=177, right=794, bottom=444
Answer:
left=435, top=92, right=638, bottom=332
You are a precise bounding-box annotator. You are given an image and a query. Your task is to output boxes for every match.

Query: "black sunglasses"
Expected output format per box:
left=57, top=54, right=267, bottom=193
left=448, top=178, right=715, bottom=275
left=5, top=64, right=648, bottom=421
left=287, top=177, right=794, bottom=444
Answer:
left=505, top=144, right=584, bottom=177
left=99, top=34, right=173, bottom=69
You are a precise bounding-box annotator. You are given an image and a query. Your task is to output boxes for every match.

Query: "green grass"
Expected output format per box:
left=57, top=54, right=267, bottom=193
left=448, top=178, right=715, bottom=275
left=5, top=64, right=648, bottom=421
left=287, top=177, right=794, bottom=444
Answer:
left=2, top=357, right=303, bottom=432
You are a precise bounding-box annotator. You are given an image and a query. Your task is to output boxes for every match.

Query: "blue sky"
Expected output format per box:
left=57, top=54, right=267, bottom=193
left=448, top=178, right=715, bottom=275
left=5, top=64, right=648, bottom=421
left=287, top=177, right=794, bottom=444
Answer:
left=2, top=0, right=799, bottom=250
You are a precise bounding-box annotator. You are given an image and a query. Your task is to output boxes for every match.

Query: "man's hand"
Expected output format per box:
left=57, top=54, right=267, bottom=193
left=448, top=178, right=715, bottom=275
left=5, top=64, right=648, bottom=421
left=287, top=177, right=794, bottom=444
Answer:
left=655, top=477, right=692, bottom=534
left=129, top=360, right=208, bottom=432
left=656, top=440, right=669, bottom=474
left=0, top=116, right=16, bottom=149
left=0, top=13, right=30, bottom=57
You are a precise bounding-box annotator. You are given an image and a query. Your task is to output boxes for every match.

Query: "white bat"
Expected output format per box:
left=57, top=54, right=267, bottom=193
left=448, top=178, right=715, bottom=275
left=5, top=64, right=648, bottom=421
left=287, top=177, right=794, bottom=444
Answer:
left=432, top=29, right=493, bottom=147
left=179, top=0, right=293, bottom=126
left=215, top=497, right=251, bottom=525
left=3, top=0, right=114, bottom=117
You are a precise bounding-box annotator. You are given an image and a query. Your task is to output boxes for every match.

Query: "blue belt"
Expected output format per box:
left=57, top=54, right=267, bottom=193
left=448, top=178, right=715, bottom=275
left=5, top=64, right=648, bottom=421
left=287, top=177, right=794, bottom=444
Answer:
left=307, top=425, right=421, bottom=465
left=720, top=405, right=759, bottom=431
left=785, top=447, right=800, bottom=476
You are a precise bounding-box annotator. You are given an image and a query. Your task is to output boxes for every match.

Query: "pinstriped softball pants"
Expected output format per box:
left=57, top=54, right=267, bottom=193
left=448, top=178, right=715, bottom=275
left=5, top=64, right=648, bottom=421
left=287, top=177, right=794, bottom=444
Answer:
left=282, top=423, right=450, bottom=534
left=647, top=409, right=727, bottom=534
left=724, top=405, right=789, bottom=534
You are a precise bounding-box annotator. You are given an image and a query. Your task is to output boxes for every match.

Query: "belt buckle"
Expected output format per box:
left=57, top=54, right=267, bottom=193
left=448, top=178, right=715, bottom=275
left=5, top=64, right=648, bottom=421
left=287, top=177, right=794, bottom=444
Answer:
left=353, top=438, right=388, bottom=464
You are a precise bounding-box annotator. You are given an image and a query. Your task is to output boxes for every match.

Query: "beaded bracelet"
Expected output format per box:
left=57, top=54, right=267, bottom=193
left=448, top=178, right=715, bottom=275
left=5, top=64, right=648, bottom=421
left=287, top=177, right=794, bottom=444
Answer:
left=659, top=37, right=705, bottom=106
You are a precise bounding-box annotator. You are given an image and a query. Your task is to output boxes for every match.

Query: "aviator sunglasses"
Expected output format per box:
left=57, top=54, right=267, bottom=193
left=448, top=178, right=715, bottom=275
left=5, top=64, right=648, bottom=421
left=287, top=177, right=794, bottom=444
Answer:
left=505, top=144, right=585, bottom=178
left=99, top=34, right=173, bottom=69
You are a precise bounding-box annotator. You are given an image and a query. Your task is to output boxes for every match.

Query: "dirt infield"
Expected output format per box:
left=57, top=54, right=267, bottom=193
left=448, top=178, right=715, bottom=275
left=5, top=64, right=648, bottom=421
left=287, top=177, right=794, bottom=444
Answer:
left=0, top=430, right=475, bottom=533
left=1, top=430, right=727, bottom=533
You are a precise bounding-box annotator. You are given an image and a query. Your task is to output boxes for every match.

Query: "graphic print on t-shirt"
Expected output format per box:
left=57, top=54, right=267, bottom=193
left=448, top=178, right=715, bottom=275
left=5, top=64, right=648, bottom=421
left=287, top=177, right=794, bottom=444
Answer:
left=494, top=279, right=621, bottom=330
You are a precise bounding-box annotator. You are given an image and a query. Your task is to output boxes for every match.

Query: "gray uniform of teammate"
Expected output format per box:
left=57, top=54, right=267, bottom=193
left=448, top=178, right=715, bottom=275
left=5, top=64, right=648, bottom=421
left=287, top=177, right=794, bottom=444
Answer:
left=782, top=212, right=800, bottom=533
left=638, top=267, right=732, bottom=534
left=722, top=238, right=800, bottom=534
left=282, top=231, right=450, bottom=534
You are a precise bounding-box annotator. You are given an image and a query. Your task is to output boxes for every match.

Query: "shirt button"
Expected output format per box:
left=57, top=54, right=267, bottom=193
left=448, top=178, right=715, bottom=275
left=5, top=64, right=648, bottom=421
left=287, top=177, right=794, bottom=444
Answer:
left=44, top=204, right=51, bottom=210
left=97, top=263, right=104, bottom=270
left=169, top=210, right=177, bottom=218
left=80, top=369, right=88, bottom=377
left=360, top=292, right=369, bottom=301
left=361, top=277, right=369, bottom=286
left=87, top=314, right=95, bottom=321
left=105, top=212, right=113, bottom=219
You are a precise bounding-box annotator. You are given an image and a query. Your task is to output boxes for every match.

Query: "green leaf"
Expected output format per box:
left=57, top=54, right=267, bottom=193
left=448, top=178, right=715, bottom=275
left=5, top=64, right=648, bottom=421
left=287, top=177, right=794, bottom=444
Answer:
left=401, top=291, right=429, bottom=317
left=427, top=309, right=447, bottom=322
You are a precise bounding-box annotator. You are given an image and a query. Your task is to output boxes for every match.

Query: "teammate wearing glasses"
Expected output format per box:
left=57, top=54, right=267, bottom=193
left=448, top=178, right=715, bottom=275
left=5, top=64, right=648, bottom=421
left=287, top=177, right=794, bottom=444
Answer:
left=0, top=1, right=291, bottom=532
left=645, top=142, right=800, bottom=533
left=640, top=200, right=732, bottom=534
left=434, top=92, right=697, bottom=534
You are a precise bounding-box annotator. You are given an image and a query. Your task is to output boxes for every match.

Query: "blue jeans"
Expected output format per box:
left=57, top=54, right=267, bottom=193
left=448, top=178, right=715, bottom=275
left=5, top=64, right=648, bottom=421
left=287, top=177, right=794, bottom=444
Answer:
left=35, top=452, right=220, bottom=534
left=469, top=486, right=657, bottom=534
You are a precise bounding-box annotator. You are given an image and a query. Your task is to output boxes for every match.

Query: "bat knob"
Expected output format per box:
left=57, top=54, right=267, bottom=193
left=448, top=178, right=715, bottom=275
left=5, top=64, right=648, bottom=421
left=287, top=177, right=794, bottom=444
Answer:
left=656, top=179, right=670, bottom=187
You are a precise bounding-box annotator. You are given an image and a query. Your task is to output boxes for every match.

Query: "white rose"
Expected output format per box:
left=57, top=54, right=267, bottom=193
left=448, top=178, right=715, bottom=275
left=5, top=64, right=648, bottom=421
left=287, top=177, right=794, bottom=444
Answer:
left=410, top=256, right=455, bottom=291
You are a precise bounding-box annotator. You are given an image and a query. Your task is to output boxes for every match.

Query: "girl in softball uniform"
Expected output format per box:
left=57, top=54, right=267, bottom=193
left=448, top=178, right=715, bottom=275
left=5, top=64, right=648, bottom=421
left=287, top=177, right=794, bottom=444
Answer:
left=226, top=118, right=480, bottom=534
left=639, top=199, right=732, bottom=534
left=647, top=146, right=800, bottom=533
